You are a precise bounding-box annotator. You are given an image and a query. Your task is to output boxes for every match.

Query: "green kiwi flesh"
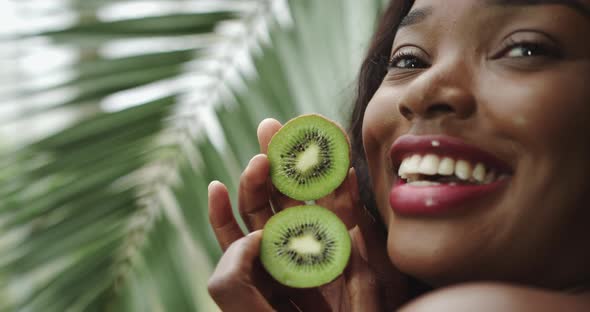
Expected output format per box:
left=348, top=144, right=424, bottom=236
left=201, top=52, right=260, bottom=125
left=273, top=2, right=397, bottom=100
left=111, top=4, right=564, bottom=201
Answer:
left=260, top=205, right=351, bottom=288
left=267, top=114, right=350, bottom=201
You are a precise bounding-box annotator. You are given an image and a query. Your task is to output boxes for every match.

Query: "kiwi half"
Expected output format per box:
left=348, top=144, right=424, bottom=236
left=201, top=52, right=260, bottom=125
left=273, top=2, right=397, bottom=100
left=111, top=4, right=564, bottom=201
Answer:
left=267, top=114, right=350, bottom=201
left=260, top=205, right=351, bottom=288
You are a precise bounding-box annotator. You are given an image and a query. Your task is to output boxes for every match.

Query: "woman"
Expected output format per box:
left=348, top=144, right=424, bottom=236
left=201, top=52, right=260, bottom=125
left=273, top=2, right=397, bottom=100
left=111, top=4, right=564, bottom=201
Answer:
left=207, top=0, right=590, bottom=310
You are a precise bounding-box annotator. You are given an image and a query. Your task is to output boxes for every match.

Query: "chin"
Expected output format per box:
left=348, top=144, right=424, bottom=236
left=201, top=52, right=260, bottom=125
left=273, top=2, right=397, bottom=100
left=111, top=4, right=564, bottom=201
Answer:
left=385, top=223, right=498, bottom=288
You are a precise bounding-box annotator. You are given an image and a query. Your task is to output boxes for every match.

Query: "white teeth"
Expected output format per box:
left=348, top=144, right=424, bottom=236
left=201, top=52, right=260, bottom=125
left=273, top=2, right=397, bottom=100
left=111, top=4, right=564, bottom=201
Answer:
left=472, top=163, right=486, bottom=182
left=397, top=158, right=410, bottom=178
left=437, top=157, right=455, bottom=175
left=397, top=154, right=506, bottom=184
left=455, top=160, right=472, bottom=180
left=408, top=181, right=441, bottom=186
left=418, top=154, right=440, bottom=175
left=399, top=155, right=422, bottom=178
left=398, top=158, right=410, bottom=178
left=408, top=154, right=422, bottom=169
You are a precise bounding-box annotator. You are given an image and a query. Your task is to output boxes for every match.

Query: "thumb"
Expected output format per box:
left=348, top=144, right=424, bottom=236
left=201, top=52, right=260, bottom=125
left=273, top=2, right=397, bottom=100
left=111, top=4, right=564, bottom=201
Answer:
left=345, top=227, right=381, bottom=312
left=208, top=231, right=275, bottom=311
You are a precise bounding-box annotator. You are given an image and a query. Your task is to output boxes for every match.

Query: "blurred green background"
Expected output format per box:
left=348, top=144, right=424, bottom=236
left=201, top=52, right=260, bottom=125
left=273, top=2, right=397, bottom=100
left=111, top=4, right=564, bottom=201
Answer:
left=0, top=0, right=388, bottom=310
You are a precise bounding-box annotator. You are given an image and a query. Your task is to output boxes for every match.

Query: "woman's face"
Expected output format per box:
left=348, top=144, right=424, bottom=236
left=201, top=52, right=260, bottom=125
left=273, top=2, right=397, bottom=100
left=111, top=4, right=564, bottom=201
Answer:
left=362, top=0, right=590, bottom=288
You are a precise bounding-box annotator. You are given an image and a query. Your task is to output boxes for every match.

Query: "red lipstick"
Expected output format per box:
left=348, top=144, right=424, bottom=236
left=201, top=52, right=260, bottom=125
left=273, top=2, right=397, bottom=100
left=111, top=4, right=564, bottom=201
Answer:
left=389, top=135, right=512, bottom=216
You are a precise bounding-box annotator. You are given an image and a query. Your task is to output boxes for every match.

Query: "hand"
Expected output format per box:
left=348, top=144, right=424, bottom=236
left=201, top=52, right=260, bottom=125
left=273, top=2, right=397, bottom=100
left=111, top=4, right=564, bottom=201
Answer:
left=207, top=118, right=408, bottom=311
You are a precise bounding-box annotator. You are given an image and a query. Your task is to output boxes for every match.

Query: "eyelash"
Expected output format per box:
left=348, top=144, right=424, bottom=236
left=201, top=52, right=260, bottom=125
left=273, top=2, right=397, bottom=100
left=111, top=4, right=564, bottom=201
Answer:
left=495, top=38, right=560, bottom=59
left=388, top=40, right=560, bottom=70
left=387, top=51, right=429, bottom=69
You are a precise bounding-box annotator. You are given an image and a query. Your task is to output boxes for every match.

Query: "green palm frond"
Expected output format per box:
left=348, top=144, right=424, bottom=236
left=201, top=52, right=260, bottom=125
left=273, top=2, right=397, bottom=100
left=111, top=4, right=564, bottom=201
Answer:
left=1, top=0, right=387, bottom=310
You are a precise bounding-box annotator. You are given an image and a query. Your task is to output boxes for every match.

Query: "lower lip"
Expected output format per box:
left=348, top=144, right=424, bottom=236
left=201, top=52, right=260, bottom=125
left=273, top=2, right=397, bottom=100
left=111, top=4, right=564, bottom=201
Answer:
left=389, top=179, right=509, bottom=216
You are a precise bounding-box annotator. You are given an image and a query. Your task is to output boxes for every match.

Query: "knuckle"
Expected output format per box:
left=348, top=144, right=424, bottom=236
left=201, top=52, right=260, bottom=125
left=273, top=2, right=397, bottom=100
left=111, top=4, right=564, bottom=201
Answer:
left=207, top=276, right=230, bottom=299
left=224, top=235, right=251, bottom=259
left=239, top=171, right=260, bottom=196
left=239, top=168, right=250, bottom=186
left=208, top=267, right=242, bottom=300
left=243, top=210, right=261, bottom=222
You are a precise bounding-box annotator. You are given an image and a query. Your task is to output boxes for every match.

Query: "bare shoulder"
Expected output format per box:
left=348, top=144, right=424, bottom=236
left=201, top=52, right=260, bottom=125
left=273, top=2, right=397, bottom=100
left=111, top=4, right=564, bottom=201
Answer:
left=400, top=282, right=590, bottom=312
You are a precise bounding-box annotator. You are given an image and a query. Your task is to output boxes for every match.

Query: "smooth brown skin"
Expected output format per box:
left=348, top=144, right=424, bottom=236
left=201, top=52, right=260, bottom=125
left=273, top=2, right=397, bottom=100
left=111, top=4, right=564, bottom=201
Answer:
left=209, top=0, right=590, bottom=310
left=362, top=0, right=590, bottom=309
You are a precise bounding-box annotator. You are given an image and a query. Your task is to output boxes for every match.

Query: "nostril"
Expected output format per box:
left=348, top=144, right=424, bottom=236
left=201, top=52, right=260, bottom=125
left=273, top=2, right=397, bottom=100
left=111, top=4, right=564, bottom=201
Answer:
left=399, top=103, right=457, bottom=121
left=399, top=105, right=414, bottom=120
left=426, top=103, right=454, bottom=118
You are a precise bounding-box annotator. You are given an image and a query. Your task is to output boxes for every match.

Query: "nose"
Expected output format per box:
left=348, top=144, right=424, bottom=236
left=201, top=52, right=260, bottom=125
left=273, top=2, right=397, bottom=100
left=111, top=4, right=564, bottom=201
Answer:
left=397, top=67, right=476, bottom=121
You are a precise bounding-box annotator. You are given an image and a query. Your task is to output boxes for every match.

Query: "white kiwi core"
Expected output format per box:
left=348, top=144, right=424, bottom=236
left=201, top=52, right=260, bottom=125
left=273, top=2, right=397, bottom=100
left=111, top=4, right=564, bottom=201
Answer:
left=288, top=233, right=322, bottom=254
left=295, top=144, right=320, bottom=173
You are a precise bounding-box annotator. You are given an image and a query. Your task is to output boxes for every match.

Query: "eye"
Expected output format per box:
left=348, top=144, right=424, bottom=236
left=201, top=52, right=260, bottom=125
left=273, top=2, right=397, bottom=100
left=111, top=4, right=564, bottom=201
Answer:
left=493, top=32, right=562, bottom=61
left=388, top=51, right=429, bottom=69
left=503, top=42, right=558, bottom=58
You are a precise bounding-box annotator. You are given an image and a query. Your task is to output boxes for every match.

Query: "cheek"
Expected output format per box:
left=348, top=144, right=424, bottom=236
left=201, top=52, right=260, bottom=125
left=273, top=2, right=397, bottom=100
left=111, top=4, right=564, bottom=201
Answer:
left=481, top=65, right=590, bottom=150
left=479, top=65, right=590, bottom=265
left=482, top=64, right=590, bottom=205
left=362, top=86, right=405, bottom=220
left=362, top=86, right=402, bottom=146
left=479, top=64, right=590, bottom=207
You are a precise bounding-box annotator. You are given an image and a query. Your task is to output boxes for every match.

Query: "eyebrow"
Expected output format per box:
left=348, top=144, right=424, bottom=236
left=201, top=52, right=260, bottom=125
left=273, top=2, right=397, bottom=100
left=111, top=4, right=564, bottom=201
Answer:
left=487, top=0, right=590, bottom=18
left=398, top=0, right=590, bottom=29
left=399, top=6, right=432, bottom=28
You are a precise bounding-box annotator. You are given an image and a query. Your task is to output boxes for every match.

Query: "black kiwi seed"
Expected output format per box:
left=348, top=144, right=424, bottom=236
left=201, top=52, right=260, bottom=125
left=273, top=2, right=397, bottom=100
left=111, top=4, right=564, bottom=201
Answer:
left=267, top=114, right=350, bottom=201
left=260, top=205, right=351, bottom=288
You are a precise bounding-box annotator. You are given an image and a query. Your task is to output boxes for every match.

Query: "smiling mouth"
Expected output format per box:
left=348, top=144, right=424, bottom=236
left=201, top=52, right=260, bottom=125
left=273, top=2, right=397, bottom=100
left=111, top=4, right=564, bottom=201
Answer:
left=388, top=135, right=513, bottom=215
left=397, top=154, right=510, bottom=186
left=390, top=134, right=513, bottom=186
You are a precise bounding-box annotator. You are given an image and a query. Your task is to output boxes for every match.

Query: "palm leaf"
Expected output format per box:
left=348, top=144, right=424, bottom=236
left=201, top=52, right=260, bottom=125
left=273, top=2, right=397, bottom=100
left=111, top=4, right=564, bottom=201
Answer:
left=0, top=0, right=387, bottom=310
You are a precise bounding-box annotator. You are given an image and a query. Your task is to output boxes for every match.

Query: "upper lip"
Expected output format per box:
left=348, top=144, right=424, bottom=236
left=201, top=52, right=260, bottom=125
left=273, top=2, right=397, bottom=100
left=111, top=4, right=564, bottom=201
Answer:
left=389, top=134, right=513, bottom=176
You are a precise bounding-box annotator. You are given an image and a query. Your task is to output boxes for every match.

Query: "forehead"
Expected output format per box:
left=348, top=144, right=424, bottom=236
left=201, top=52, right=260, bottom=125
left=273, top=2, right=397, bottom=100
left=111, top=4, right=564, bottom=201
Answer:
left=394, top=0, right=590, bottom=57
left=408, top=0, right=590, bottom=17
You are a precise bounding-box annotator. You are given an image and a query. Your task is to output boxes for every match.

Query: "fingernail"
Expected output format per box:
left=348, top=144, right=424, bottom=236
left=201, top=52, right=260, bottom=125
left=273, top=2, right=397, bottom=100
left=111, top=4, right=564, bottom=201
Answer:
left=208, top=180, right=220, bottom=192
left=247, top=230, right=263, bottom=237
left=260, top=118, right=278, bottom=126
left=246, top=157, right=255, bottom=171
left=250, top=154, right=266, bottom=162
left=257, top=118, right=277, bottom=136
left=249, top=154, right=266, bottom=166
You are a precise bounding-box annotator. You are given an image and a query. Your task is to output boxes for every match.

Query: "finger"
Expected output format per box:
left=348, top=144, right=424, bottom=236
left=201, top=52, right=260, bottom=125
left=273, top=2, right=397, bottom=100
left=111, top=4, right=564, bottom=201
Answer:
left=239, top=154, right=275, bottom=231
left=345, top=227, right=381, bottom=312
left=268, top=183, right=305, bottom=212
left=316, top=167, right=357, bottom=229
left=257, top=118, right=282, bottom=154
left=257, top=118, right=304, bottom=211
left=208, top=181, right=244, bottom=251
left=208, top=231, right=275, bottom=311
